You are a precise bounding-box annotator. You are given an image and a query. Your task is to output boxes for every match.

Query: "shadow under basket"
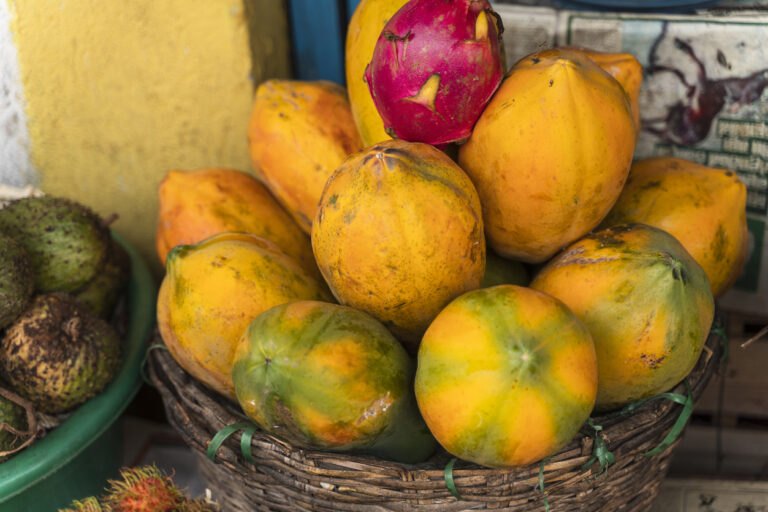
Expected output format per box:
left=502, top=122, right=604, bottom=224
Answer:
left=147, top=319, right=723, bottom=512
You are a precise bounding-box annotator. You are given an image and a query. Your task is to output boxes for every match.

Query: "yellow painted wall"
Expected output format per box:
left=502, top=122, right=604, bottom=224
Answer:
left=9, top=0, right=290, bottom=275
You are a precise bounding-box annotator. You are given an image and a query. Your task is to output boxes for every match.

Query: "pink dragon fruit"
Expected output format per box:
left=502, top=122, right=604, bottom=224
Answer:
left=364, top=0, right=504, bottom=146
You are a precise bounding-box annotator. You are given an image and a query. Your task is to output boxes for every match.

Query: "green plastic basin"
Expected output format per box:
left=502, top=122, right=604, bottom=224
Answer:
left=0, top=233, right=156, bottom=511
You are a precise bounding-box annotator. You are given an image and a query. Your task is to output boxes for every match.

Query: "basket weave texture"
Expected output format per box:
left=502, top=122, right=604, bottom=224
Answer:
left=148, top=324, right=722, bottom=512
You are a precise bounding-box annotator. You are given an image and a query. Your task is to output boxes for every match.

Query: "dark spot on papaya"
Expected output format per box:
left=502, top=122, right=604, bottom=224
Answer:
left=711, top=225, right=727, bottom=262
left=641, top=180, right=662, bottom=190
left=381, top=147, right=409, bottom=159
left=549, top=79, right=554, bottom=87
left=609, top=224, right=638, bottom=233
left=640, top=353, right=666, bottom=369
left=384, top=156, right=401, bottom=170
left=586, top=232, right=624, bottom=248
left=531, top=57, right=540, bottom=64
left=328, top=194, right=338, bottom=206
left=725, top=170, right=733, bottom=177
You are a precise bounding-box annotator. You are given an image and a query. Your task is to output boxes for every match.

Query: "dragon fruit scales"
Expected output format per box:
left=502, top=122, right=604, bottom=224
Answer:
left=365, top=0, right=504, bottom=146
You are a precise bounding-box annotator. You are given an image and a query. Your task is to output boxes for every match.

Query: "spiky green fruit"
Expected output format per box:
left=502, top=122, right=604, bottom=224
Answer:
left=0, top=232, right=34, bottom=328
left=75, top=238, right=130, bottom=318
left=0, top=196, right=110, bottom=293
left=0, top=293, right=121, bottom=414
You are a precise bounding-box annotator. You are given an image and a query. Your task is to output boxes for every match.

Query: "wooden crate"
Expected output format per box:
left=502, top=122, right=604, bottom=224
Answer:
left=694, top=311, right=768, bottom=423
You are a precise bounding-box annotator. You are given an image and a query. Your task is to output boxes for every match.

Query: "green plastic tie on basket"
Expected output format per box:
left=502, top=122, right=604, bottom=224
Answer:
left=240, top=424, right=257, bottom=465
left=444, top=457, right=463, bottom=500
left=140, top=344, right=169, bottom=386
left=207, top=421, right=257, bottom=464
left=581, top=418, right=615, bottom=476
left=644, top=378, right=693, bottom=457
left=538, top=456, right=552, bottom=512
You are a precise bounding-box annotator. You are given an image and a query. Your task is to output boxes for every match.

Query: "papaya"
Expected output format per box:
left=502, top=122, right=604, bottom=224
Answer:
left=601, top=157, right=748, bottom=298
left=157, top=232, right=332, bottom=400
left=232, top=300, right=436, bottom=463
left=311, top=139, right=485, bottom=350
left=345, top=0, right=408, bottom=146
left=415, top=285, right=597, bottom=468
left=565, top=47, right=642, bottom=132
left=531, top=224, right=714, bottom=411
left=458, top=48, right=636, bottom=263
left=482, top=250, right=529, bottom=288
left=248, top=80, right=363, bottom=233
left=155, top=168, right=317, bottom=279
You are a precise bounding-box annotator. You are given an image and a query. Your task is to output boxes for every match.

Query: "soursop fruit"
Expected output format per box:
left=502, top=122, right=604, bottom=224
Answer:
left=0, top=293, right=121, bottom=414
left=75, top=237, right=130, bottom=319
left=0, top=196, right=110, bottom=293
left=0, top=232, right=34, bottom=328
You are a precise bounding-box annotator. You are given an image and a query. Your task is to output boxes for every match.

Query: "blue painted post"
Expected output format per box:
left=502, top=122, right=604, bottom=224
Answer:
left=346, top=0, right=362, bottom=19
left=287, top=0, right=346, bottom=84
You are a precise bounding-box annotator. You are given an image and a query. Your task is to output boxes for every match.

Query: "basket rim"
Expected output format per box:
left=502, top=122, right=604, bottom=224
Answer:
left=148, top=310, right=723, bottom=484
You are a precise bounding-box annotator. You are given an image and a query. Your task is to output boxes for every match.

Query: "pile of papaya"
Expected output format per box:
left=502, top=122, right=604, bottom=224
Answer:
left=155, top=0, right=747, bottom=469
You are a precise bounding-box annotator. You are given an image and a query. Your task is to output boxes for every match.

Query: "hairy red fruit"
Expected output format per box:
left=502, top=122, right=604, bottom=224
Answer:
left=365, top=0, right=504, bottom=146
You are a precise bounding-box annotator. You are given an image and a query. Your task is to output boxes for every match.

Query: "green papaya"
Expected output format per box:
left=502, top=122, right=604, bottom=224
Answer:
left=232, top=300, right=437, bottom=463
left=482, top=250, right=530, bottom=288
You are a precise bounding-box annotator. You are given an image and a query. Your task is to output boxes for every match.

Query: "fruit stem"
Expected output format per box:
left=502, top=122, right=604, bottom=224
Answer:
left=101, top=213, right=119, bottom=228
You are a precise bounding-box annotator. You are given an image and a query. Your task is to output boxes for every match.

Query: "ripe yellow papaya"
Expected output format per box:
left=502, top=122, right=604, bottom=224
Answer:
left=565, top=47, right=643, bottom=132
left=416, top=285, right=597, bottom=467
left=156, top=232, right=331, bottom=399
left=311, top=140, right=485, bottom=350
left=155, top=168, right=317, bottom=279
left=248, top=80, right=363, bottom=233
left=602, top=157, right=748, bottom=297
left=458, top=48, right=636, bottom=263
left=531, top=224, right=714, bottom=411
left=345, top=0, right=408, bottom=146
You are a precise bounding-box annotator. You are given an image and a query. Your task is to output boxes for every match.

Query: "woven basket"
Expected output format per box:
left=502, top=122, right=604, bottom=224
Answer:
left=147, top=320, right=723, bottom=512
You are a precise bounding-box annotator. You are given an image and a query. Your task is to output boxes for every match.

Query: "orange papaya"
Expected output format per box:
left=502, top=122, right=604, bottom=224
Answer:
left=601, top=157, right=748, bottom=298
left=156, top=232, right=331, bottom=400
left=248, top=80, right=363, bottom=233
left=531, top=224, right=714, bottom=411
left=415, top=285, right=597, bottom=467
left=311, top=139, right=485, bottom=350
left=458, top=48, right=635, bottom=263
left=345, top=0, right=408, bottom=146
left=564, top=46, right=643, bottom=132
left=155, top=168, right=317, bottom=278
